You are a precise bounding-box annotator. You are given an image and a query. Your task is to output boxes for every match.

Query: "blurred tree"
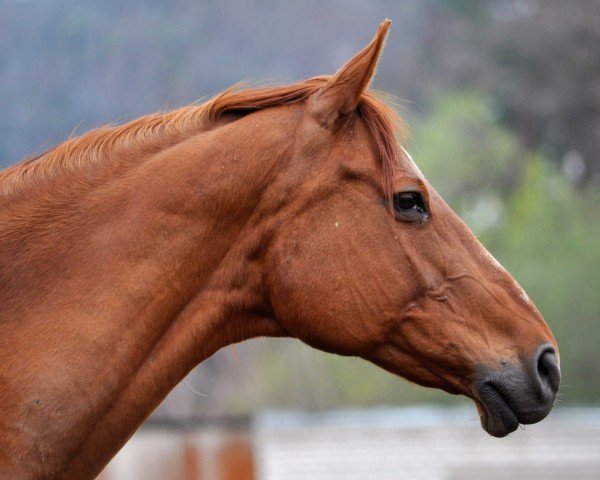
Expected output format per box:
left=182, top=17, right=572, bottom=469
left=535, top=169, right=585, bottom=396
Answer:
left=419, top=0, right=600, bottom=182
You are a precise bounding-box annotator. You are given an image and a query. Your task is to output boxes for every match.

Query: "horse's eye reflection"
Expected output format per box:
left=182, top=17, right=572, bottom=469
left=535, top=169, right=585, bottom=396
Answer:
left=393, top=192, right=429, bottom=221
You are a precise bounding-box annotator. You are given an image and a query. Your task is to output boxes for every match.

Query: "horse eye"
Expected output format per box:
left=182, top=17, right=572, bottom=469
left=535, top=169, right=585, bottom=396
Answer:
left=393, top=192, right=428, bottom=221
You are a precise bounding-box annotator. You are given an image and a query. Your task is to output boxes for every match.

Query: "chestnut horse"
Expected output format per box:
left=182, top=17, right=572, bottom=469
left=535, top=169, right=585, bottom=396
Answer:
left=0, top=20, right=559, bottom=479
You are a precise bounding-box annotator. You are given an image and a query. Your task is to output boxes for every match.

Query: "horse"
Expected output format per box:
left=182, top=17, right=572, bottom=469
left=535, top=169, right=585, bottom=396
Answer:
left=0, top=20, right=559, bottom=479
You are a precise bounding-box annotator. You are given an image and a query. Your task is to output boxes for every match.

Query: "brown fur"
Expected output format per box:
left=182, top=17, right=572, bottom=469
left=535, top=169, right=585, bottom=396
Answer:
left=0, top=20, right=557, bottom=479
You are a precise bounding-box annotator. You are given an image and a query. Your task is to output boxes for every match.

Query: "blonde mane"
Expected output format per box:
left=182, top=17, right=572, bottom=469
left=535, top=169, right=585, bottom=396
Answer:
left=0, top=76, right=404, bottom=198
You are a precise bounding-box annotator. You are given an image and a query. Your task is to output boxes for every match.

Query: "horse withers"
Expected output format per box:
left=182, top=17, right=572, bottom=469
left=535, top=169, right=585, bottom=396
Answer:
left=0, top=20, right=559, bottom=479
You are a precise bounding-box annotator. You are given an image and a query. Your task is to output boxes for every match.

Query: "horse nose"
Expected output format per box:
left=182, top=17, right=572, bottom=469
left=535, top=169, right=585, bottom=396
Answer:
left=532, top=343, right=560, bottom=402
left=476, top=343, right=560, bottom=432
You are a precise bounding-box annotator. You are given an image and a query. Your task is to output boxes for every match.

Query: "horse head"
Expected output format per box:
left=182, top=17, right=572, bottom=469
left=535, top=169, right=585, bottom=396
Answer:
left=262, top=20, right=559, bottom=437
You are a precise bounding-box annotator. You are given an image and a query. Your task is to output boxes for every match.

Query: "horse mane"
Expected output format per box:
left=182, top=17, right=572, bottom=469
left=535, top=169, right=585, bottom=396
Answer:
left=0, top=77, right=404, bottom=199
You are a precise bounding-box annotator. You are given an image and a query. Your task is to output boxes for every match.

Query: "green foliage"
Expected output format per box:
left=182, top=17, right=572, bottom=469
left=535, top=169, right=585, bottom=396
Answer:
left=411, top=91, right=520, bottom=205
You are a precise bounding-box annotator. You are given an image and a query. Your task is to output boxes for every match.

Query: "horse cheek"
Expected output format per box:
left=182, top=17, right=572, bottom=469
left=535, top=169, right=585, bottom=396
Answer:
left=265, top=229, right=376, bottom=355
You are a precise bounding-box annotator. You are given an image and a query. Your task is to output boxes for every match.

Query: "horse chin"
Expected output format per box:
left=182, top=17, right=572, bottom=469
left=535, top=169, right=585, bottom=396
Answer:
left=473, top=396, right=520, bottom=438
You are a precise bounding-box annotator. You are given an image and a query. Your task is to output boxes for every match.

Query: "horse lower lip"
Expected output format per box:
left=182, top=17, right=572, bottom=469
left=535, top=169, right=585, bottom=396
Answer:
left=478, top=383, right=520, bottom=437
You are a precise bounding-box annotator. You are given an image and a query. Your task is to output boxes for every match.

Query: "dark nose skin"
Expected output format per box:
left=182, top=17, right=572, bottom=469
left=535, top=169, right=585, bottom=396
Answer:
left=476, top=343, right=560, bottom=436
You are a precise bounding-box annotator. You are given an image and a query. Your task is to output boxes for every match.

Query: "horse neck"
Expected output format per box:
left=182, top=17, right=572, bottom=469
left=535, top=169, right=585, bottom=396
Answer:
left=0, top=109, right=292, bottom=478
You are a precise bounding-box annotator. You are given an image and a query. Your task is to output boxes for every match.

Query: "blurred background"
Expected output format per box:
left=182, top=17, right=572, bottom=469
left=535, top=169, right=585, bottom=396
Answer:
left=1, top=0, right=599, bottom=478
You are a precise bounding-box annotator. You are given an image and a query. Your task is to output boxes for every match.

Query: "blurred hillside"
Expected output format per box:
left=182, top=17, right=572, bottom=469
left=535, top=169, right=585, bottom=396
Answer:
left=1, top=0, right=599, bottom=416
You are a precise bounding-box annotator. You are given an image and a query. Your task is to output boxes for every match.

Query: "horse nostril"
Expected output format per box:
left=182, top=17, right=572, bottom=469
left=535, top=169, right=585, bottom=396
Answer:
left=534, top=344, right=560, bottom=397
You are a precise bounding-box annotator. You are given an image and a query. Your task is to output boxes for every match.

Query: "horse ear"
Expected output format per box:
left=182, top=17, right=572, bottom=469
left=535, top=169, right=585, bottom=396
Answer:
left=310, top=19, right=391, bottom=128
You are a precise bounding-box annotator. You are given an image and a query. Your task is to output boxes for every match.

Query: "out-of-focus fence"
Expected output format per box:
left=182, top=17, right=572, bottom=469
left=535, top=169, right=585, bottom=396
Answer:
left=99, top=407, right=600, bottom=480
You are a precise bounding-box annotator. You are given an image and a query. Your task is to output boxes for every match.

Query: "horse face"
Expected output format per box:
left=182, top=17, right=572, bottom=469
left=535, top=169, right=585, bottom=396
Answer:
left=265, top=21, right=559, bottom=437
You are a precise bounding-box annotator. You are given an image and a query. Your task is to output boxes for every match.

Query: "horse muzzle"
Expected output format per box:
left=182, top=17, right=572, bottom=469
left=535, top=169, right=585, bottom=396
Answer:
left=474, top=343, right=560, bottom=437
